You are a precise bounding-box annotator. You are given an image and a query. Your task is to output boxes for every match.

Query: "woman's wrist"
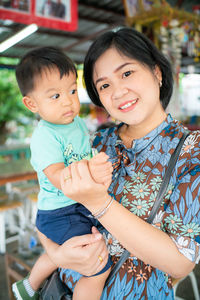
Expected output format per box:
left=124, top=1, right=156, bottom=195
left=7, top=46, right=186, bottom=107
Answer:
left=92, top=196, right=114, bottom=219
left=86, top=193, right=110, bottom=214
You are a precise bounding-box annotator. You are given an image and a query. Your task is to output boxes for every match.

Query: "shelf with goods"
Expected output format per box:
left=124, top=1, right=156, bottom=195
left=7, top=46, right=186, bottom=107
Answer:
left=122, top=0, right=200, bottom=123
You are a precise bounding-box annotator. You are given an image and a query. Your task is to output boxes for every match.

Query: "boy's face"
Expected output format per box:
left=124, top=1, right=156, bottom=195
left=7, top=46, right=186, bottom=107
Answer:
left=25, top=68, right=80, bottom=125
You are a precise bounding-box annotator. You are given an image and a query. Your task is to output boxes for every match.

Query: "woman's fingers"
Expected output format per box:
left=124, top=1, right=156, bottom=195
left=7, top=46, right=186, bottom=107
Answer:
left=91, top=227, right=108, bottom=265
left=91, top=226, right=99, bottom=234
left=60, top=168, right=71, bottom=193
left=61, top=165, right=72, bottom=183
left=75, top=159, right=94, bottom=181
left=54, top=231, right=106, bottom=273
left=61, top=158, right=109, bottom=210
left=61, top=161, right=87, bottom=196
left=67, top=232, right=109, bottom=276
left=73, top=227, right=109, bottom=274
left=70, top=231, right=103, bottom=247
left=83, top=237, right=109, bottom=275
left=93, top=247, right=109, bottom=272
left=51, top=226, right=110, bottom=276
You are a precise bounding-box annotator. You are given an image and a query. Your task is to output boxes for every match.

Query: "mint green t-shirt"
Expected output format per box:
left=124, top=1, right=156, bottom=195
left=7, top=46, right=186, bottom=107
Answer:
left=30, top=116, right=92, bottom=210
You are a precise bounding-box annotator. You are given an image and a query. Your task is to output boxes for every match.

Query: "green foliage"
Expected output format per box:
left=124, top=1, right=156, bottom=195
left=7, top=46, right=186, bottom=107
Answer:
left=0, top=57, right=19, bottom=65
left=0, top=68, right=34, bottom=127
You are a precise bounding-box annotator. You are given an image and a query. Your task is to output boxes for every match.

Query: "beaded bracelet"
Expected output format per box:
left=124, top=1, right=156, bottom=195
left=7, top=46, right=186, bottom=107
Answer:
left=93, top=197, right=114, bottom=219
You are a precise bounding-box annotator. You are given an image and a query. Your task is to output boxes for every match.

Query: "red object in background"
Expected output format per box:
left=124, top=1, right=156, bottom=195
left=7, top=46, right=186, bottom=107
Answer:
left=0, top=0, right=77, bottom=31
left=193, top=5, right=200, bottom=15
left=11, top=0, right=20, bottom=9
left=186, top=124, right=200, bottom=131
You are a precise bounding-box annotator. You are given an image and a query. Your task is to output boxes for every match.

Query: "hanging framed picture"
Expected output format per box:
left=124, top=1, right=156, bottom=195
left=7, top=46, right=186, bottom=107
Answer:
left=0, top=0, right=77, bottom=31
left=123, top=0, right=139, bottom=18
left=123, top=0, right=154, bottom=17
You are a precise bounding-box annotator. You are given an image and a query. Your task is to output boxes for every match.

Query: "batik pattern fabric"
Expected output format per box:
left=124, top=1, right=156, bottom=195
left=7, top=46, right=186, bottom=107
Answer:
left=59, top=114, right=200, bottom=299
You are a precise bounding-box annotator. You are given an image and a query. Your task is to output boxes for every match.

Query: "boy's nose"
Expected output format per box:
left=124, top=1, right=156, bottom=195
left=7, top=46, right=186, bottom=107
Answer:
left=62, top=97, right=72, bottom=105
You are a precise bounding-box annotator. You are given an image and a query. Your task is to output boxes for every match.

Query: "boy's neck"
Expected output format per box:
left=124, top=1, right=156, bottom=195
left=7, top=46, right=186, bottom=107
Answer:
left=41, top=117, right=76, bottom=126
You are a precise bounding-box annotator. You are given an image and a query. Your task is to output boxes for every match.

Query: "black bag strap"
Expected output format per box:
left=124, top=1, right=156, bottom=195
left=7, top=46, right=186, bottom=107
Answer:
left=105, top=131, right=190, bottom=286
left=40, top=269, right=72, bottom=300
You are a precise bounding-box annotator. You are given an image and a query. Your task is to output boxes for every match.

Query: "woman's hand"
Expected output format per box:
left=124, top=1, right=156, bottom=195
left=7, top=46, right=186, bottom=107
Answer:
left=61, top=159, right=110, bottom=214
left=37, top=227, right=109, bottom=276
left=89, top=152, right=113, bottom=189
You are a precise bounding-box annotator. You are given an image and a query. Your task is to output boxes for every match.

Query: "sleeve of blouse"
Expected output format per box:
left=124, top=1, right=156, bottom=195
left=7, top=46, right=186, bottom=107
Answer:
left=161, top=131, right=200, bottom=264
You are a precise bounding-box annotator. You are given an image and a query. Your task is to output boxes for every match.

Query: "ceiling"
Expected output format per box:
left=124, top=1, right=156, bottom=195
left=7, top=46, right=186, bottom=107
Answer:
left=0, top=0, right=199, bottom=69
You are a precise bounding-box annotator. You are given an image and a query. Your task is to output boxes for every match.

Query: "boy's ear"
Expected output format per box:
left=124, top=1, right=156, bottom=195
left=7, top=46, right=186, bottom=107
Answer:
left=22, top=96, right=38, bottom=113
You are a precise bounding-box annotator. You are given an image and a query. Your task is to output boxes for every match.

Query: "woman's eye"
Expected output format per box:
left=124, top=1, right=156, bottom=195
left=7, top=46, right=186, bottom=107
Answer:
left=100, top=83, right=109, bottom=91
left=70, top=89, right=77, bottom=95
left=52, top=94, right=60, bottom=99
left=123, top=71, right=132, bottom=78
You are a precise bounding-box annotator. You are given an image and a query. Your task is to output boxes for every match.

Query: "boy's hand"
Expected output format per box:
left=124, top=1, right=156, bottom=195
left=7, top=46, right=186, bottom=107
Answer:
left=89, top=152, right=113, bottom=189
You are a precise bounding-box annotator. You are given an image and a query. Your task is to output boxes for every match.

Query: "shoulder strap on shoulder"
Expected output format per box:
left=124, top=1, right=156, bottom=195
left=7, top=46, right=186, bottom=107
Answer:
left=147, top=130, right=190, bottom=224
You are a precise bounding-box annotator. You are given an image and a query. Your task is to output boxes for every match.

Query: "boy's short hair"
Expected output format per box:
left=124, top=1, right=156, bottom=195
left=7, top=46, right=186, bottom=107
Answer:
left=16, top=46, right=77, bottom=96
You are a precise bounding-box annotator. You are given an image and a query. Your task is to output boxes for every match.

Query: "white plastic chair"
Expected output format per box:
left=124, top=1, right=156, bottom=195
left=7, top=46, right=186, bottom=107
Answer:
left=0, top=196, right=24, bottom=254
left=173, top=271, right=200, bottom=300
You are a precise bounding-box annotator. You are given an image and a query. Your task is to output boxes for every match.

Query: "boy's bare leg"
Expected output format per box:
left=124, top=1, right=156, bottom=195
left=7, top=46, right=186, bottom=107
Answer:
left=73, top=268, right=110, bottom=300
left=29, top=252, right=57, bottom=290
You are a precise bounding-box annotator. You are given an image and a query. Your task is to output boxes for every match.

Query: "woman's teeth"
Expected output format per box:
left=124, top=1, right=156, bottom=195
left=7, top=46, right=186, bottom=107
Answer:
left=120, top=99, right=137, bottom=110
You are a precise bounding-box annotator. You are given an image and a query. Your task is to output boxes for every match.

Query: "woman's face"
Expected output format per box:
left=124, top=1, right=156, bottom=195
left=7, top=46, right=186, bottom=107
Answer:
left=93, top=47, right=166, bottom=136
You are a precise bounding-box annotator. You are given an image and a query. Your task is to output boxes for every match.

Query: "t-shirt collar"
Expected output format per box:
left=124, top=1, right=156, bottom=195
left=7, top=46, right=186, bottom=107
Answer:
left=39, top=116, right=78, bottom=129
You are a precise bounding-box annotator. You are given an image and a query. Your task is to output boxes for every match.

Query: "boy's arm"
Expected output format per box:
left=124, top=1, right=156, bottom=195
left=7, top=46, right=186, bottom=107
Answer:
left=43, top=163, right=66, bottom=190
left=89, top=152, right=113, bottom=189
left=43, top=153, right=113, bottom=190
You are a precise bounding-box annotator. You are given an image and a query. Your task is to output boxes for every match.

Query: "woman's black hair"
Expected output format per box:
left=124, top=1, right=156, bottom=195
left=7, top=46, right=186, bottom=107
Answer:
left=84, top=27, right=173, bottom=110
left=16, top=46, right=77, bottom=96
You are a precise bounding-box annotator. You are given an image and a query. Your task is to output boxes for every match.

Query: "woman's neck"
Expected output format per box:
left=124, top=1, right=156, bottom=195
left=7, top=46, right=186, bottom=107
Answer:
left=119, top=111, right=167, bottom=147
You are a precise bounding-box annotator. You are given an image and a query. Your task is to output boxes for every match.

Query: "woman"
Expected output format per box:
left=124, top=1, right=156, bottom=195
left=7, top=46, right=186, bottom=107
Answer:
left=39, top=27, right=200, bottom=299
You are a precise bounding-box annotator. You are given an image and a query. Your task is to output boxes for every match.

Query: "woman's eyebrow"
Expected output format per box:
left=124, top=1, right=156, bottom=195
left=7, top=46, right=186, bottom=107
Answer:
left=95, top=77, right=106, bottom=86
left=95, top=62, right=134, bottom=86
left=114, top=62, right=133, bottom=73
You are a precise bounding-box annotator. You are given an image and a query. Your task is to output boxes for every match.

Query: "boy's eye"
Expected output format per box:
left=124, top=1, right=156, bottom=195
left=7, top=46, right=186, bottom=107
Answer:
left=52, top=94, right=60, bottom=99
left=123, top=71, right=132, bottom=78
left=100, top=83, right=109, bottom=91
left=70, top=89, right=77, bottom=95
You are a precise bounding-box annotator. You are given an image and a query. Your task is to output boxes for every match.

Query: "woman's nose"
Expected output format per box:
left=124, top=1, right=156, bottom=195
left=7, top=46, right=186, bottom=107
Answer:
left=112, top=85, right=128, bottom=100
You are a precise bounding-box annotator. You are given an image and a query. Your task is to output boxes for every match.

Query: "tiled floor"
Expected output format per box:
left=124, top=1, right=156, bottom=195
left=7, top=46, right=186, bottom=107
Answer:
left=0, top=244, right=200, bottom=300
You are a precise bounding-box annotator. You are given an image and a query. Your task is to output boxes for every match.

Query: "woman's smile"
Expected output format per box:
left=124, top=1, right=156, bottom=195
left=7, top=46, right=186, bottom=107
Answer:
left=118, top=98, right=138, bottom=111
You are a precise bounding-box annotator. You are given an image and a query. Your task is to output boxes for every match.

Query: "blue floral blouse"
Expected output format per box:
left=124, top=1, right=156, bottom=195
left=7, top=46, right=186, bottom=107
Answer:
left=59, top=114, right=200, bottom=299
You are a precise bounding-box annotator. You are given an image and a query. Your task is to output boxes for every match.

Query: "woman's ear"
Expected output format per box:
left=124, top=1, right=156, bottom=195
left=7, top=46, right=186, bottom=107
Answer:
left=22, top=96, right=38, bottom=113
left=154, top=65, right=162, bottom=83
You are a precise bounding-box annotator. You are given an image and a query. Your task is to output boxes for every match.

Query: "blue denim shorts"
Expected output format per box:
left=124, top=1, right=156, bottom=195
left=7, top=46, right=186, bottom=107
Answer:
left=36, top=203, right=112, bottom=275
